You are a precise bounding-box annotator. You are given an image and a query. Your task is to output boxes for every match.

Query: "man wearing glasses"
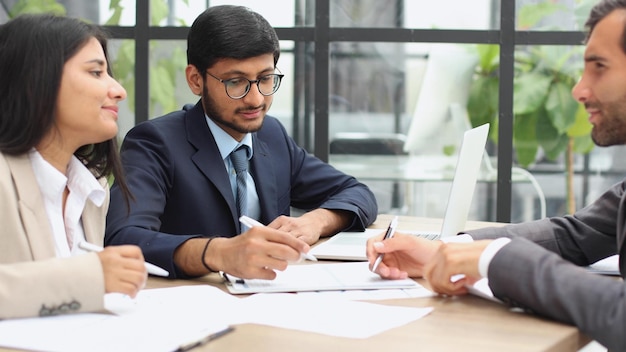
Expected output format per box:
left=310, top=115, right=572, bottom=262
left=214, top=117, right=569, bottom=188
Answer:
left=105, top=5, right=378, bottom=280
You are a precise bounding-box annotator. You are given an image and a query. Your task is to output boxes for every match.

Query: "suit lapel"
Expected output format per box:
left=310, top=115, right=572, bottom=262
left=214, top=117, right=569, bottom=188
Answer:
left=185, top=103, right=239, bottom=224
left=617, top=189, right=626, bottom=276
left=251, top=137, right=278, bottom=223
left=5, top=154, right=56, bottom=259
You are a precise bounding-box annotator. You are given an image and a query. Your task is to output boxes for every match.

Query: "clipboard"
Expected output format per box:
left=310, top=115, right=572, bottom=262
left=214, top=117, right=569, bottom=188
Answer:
left=222, top=262, right=419, bottom=294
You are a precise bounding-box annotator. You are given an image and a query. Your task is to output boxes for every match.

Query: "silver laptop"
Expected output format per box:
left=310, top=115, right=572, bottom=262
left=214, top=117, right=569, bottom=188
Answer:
left=414, top=122, right=490, bottom=240
left=310, top=123, right=490, bottom=260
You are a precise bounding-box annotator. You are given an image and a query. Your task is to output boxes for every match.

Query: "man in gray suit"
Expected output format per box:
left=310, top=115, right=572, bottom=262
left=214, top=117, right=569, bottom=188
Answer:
left=366, top=1, right=626, bottom=350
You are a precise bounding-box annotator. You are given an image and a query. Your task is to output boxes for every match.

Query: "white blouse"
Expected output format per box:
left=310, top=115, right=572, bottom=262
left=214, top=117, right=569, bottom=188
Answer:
left=29, top=150, right=105, bottom=258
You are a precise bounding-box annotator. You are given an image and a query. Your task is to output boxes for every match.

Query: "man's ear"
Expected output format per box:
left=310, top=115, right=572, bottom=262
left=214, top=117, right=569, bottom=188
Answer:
left=186, top=65, right=203, bottom=96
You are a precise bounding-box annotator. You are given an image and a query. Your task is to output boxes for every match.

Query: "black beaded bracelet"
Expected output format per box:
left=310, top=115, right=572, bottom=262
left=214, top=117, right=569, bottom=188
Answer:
left=201, top=237, right=217, bottom=273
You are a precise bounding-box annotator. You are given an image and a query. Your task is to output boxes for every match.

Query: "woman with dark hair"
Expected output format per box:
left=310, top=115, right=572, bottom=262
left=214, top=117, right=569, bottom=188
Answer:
left=0, top=14, right=147, bottom=319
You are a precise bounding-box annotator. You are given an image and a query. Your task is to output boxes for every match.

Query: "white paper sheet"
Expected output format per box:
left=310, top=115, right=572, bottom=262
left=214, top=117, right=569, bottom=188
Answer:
left=587, top=255, right=620, bottom=276
left=466, top=278, right=502, bottom=303
left=296, top=287, right=435, bottom=301
left=224, top=261, right=419, bottom=294
left=242, top=293, right=433, bottom=338
left=0, top=284, right=433, bottom=351
left=0, top=286, right=236, bottom=352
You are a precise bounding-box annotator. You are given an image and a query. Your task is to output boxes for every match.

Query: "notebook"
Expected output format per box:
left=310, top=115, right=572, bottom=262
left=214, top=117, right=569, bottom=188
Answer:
left=310, top=123, right=490, bottom=261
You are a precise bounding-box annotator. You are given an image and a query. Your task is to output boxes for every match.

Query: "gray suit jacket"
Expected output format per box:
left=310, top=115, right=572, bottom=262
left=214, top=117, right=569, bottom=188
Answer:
left=0, top=153, right=107, bottom=319
left=467, top=179, right=626, bottom=351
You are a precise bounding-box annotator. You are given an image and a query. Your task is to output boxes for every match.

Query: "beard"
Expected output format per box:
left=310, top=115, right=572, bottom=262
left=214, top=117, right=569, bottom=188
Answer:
left=201, top=84, right=266, bottom=135
left=589, top=96, right=626, bottom=146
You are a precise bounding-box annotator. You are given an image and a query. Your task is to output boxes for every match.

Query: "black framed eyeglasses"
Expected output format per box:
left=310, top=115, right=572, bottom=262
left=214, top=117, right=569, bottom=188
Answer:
left=205, top=70, right=284, bottom=99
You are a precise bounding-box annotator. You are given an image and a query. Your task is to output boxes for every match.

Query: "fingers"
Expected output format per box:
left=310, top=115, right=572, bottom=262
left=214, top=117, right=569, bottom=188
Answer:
left=423, top=242, right=485, bottom=296
left=376, top=265, right=409, bottom=280
left=366, top=233, right=386, bottom=259
left=267, top=215, right=321, bottom=245
left=98, top=245, right=148, bottom=297
left=247, top=226, right=310, bottom=260
left=112, top=244, right=146, bottom=260
left=220, top=227, right=310, bottom=279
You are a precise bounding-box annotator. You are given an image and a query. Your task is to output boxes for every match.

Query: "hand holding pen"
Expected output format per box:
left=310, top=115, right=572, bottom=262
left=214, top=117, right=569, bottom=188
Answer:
left=239, top=216, right=317, bottom=262
left=78, top=242, right=163, bottom=298
left=371, top=216, right=398, bottom=272
left=79, top=242, right=169, bottom=277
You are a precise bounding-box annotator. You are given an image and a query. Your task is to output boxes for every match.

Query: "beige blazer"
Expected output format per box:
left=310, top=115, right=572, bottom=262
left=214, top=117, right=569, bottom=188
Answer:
left=0, top=152, right=108, bottom=319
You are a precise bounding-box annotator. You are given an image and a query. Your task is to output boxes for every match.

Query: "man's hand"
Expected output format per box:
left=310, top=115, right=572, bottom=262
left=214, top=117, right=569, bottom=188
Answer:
left=174, top=226, right=312, bottom=280
left=210, top=226, right=311, bottom=279
left=423, top=240, right=492, bottom=296
left=267, top=209, right=351, bottom=245
left=366, top=232, right=442, bottom=279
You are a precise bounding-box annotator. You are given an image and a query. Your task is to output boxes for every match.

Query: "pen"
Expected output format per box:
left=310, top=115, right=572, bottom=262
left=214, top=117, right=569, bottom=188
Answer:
left=371, top=216, right=399, bottom=272
left=238, top=215, right=318, bottom=262
left=175, top=326, right=235, bottom=352
left=220, top=271, right=245, bottom=285
left=78, top=241, right=170, bottom=277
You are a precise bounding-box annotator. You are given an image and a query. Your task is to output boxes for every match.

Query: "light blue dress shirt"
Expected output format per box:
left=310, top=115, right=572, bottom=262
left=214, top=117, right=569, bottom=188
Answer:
left=205, top=116, right=261, bottom=222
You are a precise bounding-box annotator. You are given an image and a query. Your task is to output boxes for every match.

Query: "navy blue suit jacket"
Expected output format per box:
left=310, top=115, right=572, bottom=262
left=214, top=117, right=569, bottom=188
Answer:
left=105, top=102, right=377, bottom=278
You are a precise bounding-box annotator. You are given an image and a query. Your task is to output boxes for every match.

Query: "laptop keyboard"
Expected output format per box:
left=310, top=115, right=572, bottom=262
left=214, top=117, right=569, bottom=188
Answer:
left=412, top=232, right=441, bottom=240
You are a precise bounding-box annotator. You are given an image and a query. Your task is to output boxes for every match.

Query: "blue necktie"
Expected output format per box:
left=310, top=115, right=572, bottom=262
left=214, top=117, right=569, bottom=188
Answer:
left=230, top=146, right=248, bottom=218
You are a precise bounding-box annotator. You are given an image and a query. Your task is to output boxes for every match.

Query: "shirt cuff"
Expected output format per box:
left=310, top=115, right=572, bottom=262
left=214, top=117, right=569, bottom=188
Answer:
left=478, top=238, right=511, bottom=278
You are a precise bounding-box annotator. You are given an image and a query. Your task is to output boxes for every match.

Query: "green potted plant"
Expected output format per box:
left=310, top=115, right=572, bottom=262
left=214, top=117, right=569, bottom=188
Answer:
left=466, top=0, right=597, bottom=214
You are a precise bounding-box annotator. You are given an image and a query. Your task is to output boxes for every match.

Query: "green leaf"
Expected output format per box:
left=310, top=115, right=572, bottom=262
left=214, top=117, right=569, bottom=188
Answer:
left=159, top=46, right=186, bottom=86
left=545, top=81, right=578, bottom=134
left=573, top=134, right=594, bottom=154
left=9, top=0, right=66, bottom=17
left=150, top=0, right=169, bottom=26
left=109, top=0, right=123, bottom=10
left=513, top=72, right=551, bottom=115
left=536, top=112, right=561, bottom=153
left=105, top=8, right=123, bottom=26
left=442, top=145, right=456, bottom=156
left=567, top=104, right=593, bottom=137
left=475, top=44, right=499, bottom=73
left=542, top=133, right=569, bottom=160
left=513, top=113, right=539, bottom=167
left=575, top=0, right=598, bottom=29
left=467, top=75, right=499, bottom=128
left=518, top=3, right=568, bottom=30
left=545, top=135, right=569, bottom=160
left=533, top=46, right=581, bottom=75
left=150, top=65, right=176, bottom=115
left=111, top=41, right=135, bottom=80
left=123, top=76, right=136, bottom=113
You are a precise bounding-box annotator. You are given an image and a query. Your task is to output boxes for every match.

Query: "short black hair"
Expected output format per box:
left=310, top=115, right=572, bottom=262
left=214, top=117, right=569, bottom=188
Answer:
left=187, top=5, right=280, bottom=74
left=585, top=0, right=626, bottom=54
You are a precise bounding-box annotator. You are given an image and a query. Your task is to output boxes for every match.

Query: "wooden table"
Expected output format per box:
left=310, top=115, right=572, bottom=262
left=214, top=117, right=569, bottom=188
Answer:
left=142, top=215, right=590, bottom=352
left=0, top=215, right=590, bottom=352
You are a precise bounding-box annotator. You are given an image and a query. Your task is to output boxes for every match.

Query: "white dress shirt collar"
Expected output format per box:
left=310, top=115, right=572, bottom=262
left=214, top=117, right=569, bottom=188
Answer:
left=29, top=149, right=105, bottom=257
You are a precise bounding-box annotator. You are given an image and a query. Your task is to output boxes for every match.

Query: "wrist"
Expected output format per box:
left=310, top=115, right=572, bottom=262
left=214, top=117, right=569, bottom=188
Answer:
left=201, top=238, right=217, bottom=273
left=311, top=209, right=351, bottom=236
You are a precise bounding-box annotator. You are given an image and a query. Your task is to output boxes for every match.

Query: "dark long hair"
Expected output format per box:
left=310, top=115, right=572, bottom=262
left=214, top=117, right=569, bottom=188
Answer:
left=0, top=14, right=132, bottom=205
left=187, top=5, right=281, bottom=73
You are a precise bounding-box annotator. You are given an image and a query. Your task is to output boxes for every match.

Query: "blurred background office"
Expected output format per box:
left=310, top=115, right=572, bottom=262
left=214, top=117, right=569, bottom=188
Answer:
left=3, top=0, right=624, bottom=225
